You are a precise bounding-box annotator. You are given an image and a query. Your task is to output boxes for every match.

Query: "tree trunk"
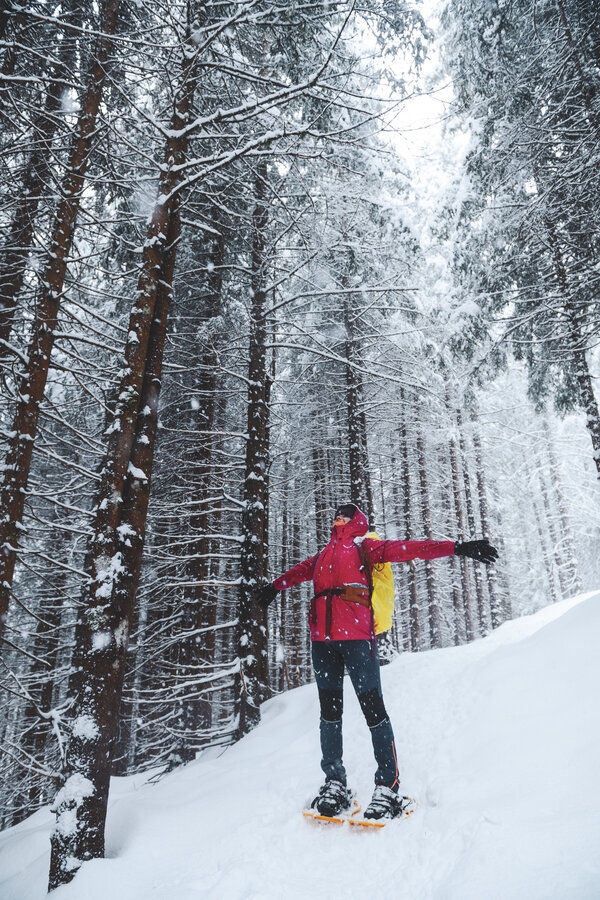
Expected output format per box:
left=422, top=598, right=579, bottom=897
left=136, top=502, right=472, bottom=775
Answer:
left=471, top=421, right=502, bottom=628
left=0, top=0, right=121, bottom=641
left=399, top=389, right=420, bottom=651
left=288, top=506, right=303, bottom=687
left=0, top=8, right=24, bottom=119
left=416, top=429, right=442, bottom=648
left=542, top=419, right=582, bottom=595
left=48, top=25, right=196, bottom=889
left=0, top=22, right=80, bottom=357
left=553, top=0, right=599, bottom=131
left=448, top=402, right=475, bottom=642
left=236, top=164, right=271, bottom=737
left=535, top=446, right=569, bottom=599
left=343, top=290, right=373, bottom=521
left=389, top=446, right=409, bottom=652
left=531, top=493, right=560, bottom=605
left=457, top=411, right=486, bottom=635
left=545, top=216, right=600, bottom=477
left=439, top=451, right=463, bottom=645
left=312, top=443, right=329, bottom=548
left=173, top=216, right=226, bottom=761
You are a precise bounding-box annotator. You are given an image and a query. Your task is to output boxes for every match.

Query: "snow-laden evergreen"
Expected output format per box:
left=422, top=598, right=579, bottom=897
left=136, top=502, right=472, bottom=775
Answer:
left=2, top=590, right=598, bottom=900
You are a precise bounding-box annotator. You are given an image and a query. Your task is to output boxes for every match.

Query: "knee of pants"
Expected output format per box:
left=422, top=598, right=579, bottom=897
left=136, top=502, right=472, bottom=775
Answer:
left=357, top=687, right=388, bottom=728
left=318, top=687, right=343, bottom=722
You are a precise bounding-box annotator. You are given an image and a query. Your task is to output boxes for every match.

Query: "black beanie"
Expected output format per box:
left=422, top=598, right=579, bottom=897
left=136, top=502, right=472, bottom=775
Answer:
left=334, top=503, right=358, bottom=520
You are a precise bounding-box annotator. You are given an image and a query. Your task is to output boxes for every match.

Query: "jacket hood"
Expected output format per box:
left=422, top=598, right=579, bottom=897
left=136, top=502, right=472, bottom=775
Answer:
left=331, top=505, right=369, bottom=541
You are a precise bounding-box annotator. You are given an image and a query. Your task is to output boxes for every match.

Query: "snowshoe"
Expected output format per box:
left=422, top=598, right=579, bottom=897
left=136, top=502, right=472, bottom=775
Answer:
left=363, top=785, right=411, bottom=820
left=310, top=779, right=353, bottom=817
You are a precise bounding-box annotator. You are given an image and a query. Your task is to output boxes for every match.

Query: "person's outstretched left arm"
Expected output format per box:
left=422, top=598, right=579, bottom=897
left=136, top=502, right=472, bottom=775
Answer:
left=362, top=537, right=455, bottom=566
left=362, top=537, right=499, bottom=566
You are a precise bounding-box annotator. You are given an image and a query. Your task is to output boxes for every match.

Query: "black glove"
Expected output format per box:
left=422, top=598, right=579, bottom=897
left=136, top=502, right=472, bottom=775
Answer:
left=454, top=538, right=499, bottom=564
left=257, top=581, right=278, bottom=609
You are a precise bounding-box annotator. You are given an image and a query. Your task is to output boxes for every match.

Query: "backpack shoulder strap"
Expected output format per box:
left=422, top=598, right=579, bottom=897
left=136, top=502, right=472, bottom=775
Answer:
left=357, top=540, right=377, bottom=654
left=312, top=549, right=321, bottom=576
left=356, top=540, right=374, bottom=602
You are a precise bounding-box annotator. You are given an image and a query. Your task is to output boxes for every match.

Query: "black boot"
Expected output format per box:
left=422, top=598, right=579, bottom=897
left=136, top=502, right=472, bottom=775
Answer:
left=311, top=779, right=352, bottom=817
left=363, top=785, right=409, bottom=820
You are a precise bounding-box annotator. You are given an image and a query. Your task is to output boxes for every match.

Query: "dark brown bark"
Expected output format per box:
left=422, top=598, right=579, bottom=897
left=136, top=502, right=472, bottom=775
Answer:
left=174, top=216, right=226, bottom=761
left=0, top=4, right=17, bottom=42
left=48, top=25, right=196, bottom=889
left=0, top=8, right=24, bottom=119
left=0, top=0, right=121, bottom=641
left=236, top=164, right=271, bottom=737
left=0, top=25, right=79, bottom=357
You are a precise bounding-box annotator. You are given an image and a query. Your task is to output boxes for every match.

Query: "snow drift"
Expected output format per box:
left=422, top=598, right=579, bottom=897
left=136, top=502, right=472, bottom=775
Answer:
left=1, top=592, right=599, bottom=900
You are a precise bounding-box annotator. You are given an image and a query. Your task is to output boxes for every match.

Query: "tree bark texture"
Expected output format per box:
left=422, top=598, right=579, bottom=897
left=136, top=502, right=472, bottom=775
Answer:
left=389, top=448, right=410, bottom=652
left=534, top=447, right=569, bottom=600
left=471, top=423, right=502, bottom=628
left=456, top=411, right=486, bottom=635
left=447, top=404, right=475, bottom=642
left=542, top=419, right=582, bottom=595
left=553, top=0, right=599, bottom=132
left=0, top=23, right=80, bottom=358
left=0, top=0, right=121, bottom=641
left=343, top=286, right=373, bottom=522
left=545, top=217, right=600, bottom=477
left=312, top=443, right=330, bottom=548
left=399, top=390, right=420, bottom=651
left=0, top=8, right=24, bottom=119
left=174, top=217, right=226, bottom=760
left=416, top=429, right=442, bottom=649
left=48, top=27, right=196, bottom=889
left=531, top=492, right=560, bottom=605
left=236, top=164, right=271, bottom=738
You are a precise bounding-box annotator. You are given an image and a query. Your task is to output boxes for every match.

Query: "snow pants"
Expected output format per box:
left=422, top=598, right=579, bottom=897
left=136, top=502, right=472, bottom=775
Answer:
left=311, top=639, right=399, bottom=791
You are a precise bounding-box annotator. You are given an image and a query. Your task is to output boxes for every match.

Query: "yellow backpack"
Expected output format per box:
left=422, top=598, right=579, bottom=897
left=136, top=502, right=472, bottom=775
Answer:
left=358, top=531, right=395, bottom=635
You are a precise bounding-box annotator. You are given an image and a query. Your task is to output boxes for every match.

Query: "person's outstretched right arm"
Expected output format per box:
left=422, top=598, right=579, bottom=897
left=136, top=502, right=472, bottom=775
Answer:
left=257, top=554, right=318, bottom=608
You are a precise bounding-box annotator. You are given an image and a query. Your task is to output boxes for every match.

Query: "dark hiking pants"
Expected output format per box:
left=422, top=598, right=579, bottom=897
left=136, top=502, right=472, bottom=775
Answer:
left=311, top=639, right=399, bottom=791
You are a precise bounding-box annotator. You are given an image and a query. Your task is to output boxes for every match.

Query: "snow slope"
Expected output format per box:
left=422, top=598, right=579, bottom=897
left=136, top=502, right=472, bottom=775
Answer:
left=2, top=592, right=600, bottom=900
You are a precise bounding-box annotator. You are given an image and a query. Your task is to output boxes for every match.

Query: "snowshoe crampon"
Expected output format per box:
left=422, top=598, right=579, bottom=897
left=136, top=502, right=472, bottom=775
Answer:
left=303, top=796, right=415, bottom=829
left=309, top=779, right=353, bottom=817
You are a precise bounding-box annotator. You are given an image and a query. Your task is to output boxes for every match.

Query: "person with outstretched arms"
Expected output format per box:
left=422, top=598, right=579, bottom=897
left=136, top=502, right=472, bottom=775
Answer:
left=258, top=502, right=499, bottom=821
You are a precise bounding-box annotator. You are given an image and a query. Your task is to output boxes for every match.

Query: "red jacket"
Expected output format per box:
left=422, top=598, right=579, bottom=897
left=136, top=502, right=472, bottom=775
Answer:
left=273, top=507, right=455, bottom=641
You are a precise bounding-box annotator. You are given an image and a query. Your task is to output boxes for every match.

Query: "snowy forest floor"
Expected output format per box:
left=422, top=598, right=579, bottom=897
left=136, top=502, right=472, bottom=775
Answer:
left=2, top=592, right=599, bottom=900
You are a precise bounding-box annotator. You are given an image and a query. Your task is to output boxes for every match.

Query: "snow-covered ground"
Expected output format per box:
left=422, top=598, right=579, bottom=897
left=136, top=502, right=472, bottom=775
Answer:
left=2, top=592, right=599, bottom=900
